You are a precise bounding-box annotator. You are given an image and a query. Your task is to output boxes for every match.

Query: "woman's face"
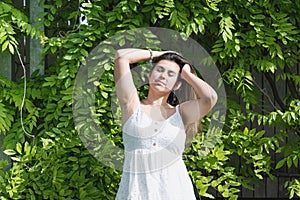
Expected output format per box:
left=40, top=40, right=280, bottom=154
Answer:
left=148, top=59, right=181, bottom=93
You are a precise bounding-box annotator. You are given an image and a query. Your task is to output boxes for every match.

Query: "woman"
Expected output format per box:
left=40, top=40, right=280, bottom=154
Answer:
left=114, top=48, right=217, bottom=200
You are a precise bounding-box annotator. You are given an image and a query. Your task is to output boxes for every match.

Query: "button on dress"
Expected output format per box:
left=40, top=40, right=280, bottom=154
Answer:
left=116, top=104, right=196, bottom=200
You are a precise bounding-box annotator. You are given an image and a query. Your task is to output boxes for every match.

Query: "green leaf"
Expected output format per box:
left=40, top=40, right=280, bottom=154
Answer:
left=251, top=14, right=266, bottom=20
left=68, top=157, right=78, bottom=161
left=254, top=130, right=265, bottom=139
left=8, top=42, right=14, bottom=54
left=275, top=158, right=286, bottom=169
left=81, top=3, right=92, bottom=8
left=25, top=141, right=31, bottom=156
left=252, top=154, right=264, bottom=160
left=64, top=54, right=76, bottom=60
left=142, top=5, right=153, bottom=12
left=144, top=0, right=154, bottom=5
left=292, top=155, right=298, bottom=167
left=3, top=149, right=16, bottom=156
left=16, top=143, right=22, bottom=154
left=2, top=40, right=9, bottom=52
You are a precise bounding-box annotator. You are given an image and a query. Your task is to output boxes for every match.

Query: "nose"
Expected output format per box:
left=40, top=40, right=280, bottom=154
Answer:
left=159, top=71, right=167, bottom=79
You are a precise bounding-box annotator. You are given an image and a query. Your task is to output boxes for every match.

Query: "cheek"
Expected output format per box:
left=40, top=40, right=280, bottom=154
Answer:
left=167, top=77, right=178, bottom=87
left=148, top=72, right=155, bottom=82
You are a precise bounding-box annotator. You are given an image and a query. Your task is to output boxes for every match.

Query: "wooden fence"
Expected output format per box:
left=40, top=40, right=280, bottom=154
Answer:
left=0, top=0, right=299, bottom=199
left=206, top=63, right=300, bottom=199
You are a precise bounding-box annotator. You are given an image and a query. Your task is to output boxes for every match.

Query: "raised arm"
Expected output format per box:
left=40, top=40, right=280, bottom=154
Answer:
left=179, top=64, right=218, bottom=125
left=114, top=48, right=167, bottom=121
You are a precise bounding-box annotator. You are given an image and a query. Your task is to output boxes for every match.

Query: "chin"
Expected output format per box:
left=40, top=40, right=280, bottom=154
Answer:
left=150, top=84, right=171, bottom=93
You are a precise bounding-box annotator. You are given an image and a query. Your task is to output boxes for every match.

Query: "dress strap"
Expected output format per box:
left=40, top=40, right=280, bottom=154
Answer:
left=175, top=104, right=182, bottom=115
left=175, top=104, right=185, bottom=127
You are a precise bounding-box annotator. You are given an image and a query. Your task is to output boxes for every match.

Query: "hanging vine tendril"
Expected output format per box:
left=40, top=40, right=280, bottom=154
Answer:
left=15, top=47, right=35, bottom=138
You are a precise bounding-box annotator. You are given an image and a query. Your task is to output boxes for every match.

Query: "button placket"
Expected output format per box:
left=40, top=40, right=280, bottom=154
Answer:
left=152, top=121, right=159, bottom=134
left=151, top=120, right=163, bottom=147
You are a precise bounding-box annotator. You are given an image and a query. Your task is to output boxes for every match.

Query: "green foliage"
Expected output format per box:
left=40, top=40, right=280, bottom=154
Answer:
left=0, top=0, right=299, bottom=199
left=0, top=1, right=46, bottom=54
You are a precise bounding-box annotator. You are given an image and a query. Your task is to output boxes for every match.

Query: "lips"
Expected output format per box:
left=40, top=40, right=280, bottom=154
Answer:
left=154, top=80, right=166, bottom=86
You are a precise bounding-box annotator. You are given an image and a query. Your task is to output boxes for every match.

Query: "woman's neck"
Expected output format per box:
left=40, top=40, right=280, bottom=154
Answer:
left=143, top=92, right=170, bottom=107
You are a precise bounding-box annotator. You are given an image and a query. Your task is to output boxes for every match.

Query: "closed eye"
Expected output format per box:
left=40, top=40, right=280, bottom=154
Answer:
left=156, top=66, right=164, bottom=72
left=155, top=65, right=177, bottom=77
left=168, top=71, right=176, bottom=77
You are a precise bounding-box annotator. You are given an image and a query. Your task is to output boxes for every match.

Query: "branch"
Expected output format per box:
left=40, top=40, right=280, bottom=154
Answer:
left=284, top=67, right=300, bottom=99
left=252, top=79, right=280, bottom=111
left=16, top=48, right=35, bottom=138
left=263, top=72, right=286, bottom=111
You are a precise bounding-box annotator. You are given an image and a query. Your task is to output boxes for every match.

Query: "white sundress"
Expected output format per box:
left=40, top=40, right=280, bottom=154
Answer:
left=115, top=104, right=197, bottom=200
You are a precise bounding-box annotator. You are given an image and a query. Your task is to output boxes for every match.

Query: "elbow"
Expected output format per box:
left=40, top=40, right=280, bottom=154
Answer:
left=201, top=91, right=218, bottom=110
left=114, top=49, right=131, bottom=65
left=114, top=50, right=127, bottom=67
left=210, top=91, right=218, bottom=108
left=114, top=50, right=122, bottom=62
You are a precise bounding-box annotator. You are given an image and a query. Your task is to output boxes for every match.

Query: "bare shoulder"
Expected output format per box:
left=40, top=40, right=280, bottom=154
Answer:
left=178, top=100, right=202, bottom=125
